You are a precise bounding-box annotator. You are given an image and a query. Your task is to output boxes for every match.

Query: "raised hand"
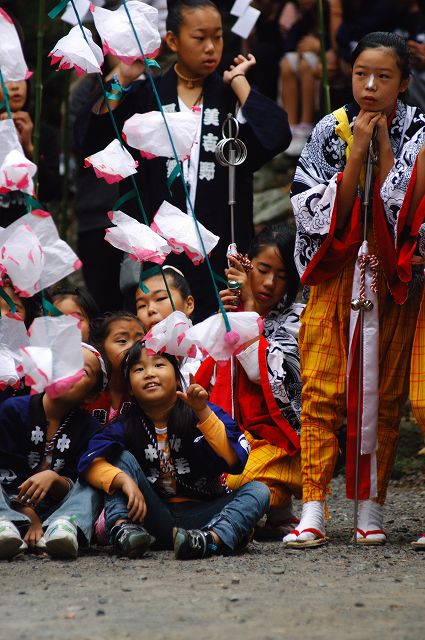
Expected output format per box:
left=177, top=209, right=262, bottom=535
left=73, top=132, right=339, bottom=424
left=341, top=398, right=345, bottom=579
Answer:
left=177, top=374, right=209, bottom=414
left=352, top=109, right=381, bottom=158
left=223, top=53, right=256, bottom=85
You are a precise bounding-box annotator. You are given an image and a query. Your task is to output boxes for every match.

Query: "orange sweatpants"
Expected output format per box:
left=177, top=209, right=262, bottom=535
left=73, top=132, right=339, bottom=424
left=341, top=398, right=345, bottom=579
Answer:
left=226, top=431, right=302, bottom=508
left=299, top=259, right=422, bottom=505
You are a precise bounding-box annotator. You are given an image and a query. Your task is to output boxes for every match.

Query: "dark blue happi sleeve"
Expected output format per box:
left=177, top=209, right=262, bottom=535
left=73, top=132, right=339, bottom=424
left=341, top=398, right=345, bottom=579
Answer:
left=78, top=420, right=127, bottom=475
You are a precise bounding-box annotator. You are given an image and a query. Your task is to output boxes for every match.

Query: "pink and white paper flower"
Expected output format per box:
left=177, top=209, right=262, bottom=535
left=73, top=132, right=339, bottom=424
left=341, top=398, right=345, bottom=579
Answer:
left=105, top=209, right=171, bottom=264
left=144, top=310, right=194, bottom=357
left=0, top=120, right=23, bottom=167
left=0, top=210, right=82, bottom=295
left=0, top=150, right=37, bottom=195
left=123, top=110, right=201, bottom=160
left=182, top=311, right=263, bottom=362
left=19, top=316, right=84, bottom=397
left=152, top=201, right=219, bottom=265
left=90, top=0, right=161, bottom=64
left=0, top=224, right=43, bottom=297
left=0, top=8, right=32, bottom=82
left=0, top=314, right=29, bottom=390
left=84, top=139, right=138, bottom=184
left=49, top=25, right=104, bottom=76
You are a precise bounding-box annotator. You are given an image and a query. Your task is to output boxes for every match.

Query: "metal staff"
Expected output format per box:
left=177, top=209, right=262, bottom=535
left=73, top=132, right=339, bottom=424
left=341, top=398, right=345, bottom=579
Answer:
left=351, top=132, right=377, bottom=543
left=215, top=113, right=247, bottom=418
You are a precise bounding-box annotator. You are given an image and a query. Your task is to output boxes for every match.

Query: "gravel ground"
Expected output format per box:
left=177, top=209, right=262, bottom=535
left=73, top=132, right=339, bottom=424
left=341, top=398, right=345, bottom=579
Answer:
left=1, top=474, right=424, bottom=640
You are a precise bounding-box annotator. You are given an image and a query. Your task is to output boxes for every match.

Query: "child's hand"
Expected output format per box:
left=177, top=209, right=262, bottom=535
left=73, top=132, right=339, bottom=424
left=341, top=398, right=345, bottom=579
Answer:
left=12, top=111, right=34, bottom=156
left=220, top=287, right=240, bottom=311
left=223, top=53, right=256, bottom=85
left=113, top=472, right=147, bottom=523
left=177, top=375, right=209, bottom=413
left=23, top=516, right=44, bottom=549
left=17, top=470, right=59, bottom=507
left=352, top=109, right=381, bottom=158
left=225, top=256, right=256, bottom=311
left=115, top=60, right=145, bottom=88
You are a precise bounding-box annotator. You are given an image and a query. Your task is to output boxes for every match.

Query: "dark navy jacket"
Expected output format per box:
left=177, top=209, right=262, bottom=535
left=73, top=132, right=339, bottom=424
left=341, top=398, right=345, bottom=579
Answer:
left=78, top=402, right=250, bottom=500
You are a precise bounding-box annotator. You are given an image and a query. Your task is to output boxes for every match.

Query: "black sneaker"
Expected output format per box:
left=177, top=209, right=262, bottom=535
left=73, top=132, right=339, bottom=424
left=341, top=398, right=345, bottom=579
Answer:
left=110, top=523, right=155, bottom=558
left=173, top=527, right=218, bottom=560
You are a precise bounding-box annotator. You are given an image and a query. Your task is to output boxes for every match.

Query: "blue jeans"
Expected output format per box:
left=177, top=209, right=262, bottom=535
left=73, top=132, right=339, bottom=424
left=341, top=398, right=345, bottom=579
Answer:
left=105, top=451, right=270, bottom=551
left=0, top=481, right=103, bottom=545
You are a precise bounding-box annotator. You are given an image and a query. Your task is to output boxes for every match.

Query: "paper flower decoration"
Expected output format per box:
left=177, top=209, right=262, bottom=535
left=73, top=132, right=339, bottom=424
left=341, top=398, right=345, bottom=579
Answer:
left=90, top=0, right=161, bottom=64
left=0, top=224, right=43, bottom=297
left=0, top=210, right=82, bottom=295
left=105, top=210, right=171, bottom=264
left=152, top=201, right=219, bottom=265
left=0, top=8, right=32, bottom=82
left=61, top=0, right=105, bottom=25
left=144, top=311, right=195, bottom=357
left=0, top=119, right=24, bottom=169
left=123, top=110, right=201, bottom=160
left=19, top=316, right=84, bottom=397
left=182, top=311, right=263, bottom=362
left=49, top=25, right=104, bottom=76
left=84, top=139, right=138, bottom=184
left=0, top=150, right=37, bottom=195
left=0, top=314, right=28, bottom=390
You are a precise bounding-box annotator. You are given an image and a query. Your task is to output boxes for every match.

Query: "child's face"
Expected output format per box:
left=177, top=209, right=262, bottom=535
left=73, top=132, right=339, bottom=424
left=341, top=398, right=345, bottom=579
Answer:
left=135, top=274, right=194, bottom=332
left=0, top=79, right=27, bottom=112
left=248, top=245, right=288, bottom=316
left=56, top=348, right=101, bottom=405
left=103, top=318, right=144, bottom=373
left=352, top=47, right=409, bottom=116
left=0, top=286, right=26, bottom=321
left=166, top=7, right=223, bottom=79
left=129, top=349, right=178, bottom=409
left=53, top=296, right=90, bottom=342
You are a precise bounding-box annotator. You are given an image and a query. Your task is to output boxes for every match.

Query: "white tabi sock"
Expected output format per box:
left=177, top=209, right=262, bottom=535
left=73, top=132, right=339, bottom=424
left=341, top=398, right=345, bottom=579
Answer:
left=283, top=500, right=325, bottom=542
left=356, top=500, right=385, bottom=541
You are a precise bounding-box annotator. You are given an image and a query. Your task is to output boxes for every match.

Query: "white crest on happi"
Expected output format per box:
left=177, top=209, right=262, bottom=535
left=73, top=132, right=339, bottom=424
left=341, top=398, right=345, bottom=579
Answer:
left=49, top=24, right=104, bottom=75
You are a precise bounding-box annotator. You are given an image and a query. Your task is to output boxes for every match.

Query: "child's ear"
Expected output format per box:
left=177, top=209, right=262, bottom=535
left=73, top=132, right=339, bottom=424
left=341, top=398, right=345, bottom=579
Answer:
left=165, top=30, right=178, bottom=53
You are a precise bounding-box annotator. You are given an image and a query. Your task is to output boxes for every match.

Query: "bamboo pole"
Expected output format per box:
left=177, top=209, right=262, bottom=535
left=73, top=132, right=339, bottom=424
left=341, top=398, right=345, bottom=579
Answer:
left=317, top=0, right=331, bottom=114
left=33, top=0, right=46, bottom=195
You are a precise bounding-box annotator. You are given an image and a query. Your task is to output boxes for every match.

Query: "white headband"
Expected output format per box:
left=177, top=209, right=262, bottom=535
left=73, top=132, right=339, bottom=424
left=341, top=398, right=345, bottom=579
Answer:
left=82, top=342, right=108, bottom=390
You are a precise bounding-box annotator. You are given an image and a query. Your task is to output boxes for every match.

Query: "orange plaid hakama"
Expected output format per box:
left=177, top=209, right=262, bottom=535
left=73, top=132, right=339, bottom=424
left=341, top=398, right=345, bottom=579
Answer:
left=410, top=288, right=425, bottom=438
left=226, top=431, right=302, bottom=508
left=300, top=259, right=422, bottom=505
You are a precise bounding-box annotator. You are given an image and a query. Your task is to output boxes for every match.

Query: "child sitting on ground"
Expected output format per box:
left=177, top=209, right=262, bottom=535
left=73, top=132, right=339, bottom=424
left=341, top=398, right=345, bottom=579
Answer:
left=0, top=343, right=107, bottom=560
left=78, top=341, right=270, bottom=559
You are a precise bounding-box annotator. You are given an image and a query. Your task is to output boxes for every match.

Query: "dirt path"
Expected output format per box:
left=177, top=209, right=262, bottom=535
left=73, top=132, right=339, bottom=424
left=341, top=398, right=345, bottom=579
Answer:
left=1, top=475, right=424, bottom=640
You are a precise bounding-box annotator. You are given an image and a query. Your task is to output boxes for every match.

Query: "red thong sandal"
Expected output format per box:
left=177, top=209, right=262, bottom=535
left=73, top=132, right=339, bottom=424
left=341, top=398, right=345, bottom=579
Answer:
left=284, top=527, right=329, bottom=548
left=354, top=528, right=387, bottom=546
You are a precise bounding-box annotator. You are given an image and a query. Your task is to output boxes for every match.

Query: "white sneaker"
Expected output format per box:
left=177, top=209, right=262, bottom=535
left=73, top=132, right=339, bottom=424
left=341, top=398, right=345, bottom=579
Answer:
left=44, top=517, right=78, bottom=559
left=0, top=519, right=23, bottom=559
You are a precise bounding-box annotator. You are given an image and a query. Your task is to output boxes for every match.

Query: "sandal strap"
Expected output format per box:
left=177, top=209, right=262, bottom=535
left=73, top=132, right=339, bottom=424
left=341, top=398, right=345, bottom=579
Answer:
left=299, top=527, right=325, bottom=539
left=357, top=528, right=386, bottom=538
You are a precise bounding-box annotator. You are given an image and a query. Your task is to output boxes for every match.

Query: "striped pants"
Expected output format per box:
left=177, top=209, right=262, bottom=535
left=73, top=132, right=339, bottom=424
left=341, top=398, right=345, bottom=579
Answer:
left=299, top=260, right=422, bottom=505
left=226, top=431, right=302, bottom=508
left=410, top=288, right=425, bottom=438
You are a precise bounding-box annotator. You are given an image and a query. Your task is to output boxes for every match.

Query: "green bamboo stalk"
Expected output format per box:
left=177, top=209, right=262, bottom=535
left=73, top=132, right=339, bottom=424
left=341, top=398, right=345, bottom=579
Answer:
left=317, top=0, right=331, bottom=114
left=60, top=72, right=71, bottom=240
left=33, top=0, right=46, bottom=195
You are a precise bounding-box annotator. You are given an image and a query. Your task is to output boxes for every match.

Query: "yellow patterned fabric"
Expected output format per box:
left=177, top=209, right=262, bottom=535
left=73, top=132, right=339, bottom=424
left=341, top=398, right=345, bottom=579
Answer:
left=300, top=260, right=422, bottom=505
left=226, top=431, right=302, bottom=507
left=410, top=288, right=425, bottom=438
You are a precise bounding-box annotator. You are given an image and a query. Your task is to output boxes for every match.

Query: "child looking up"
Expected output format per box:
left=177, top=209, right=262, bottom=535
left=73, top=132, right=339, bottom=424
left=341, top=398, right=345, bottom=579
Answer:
left=87, top=312, right=145, bottom=425
left=79, top=341, right=270, bottom=559
left=0, top=344, right=107, bottom=559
